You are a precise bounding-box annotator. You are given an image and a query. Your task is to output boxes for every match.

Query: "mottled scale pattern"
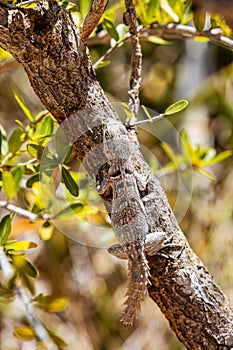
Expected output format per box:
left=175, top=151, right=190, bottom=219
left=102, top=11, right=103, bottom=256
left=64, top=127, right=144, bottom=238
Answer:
left=121, top=242, right=150, bottom=327
left=99, top=158, right=150, bottom=327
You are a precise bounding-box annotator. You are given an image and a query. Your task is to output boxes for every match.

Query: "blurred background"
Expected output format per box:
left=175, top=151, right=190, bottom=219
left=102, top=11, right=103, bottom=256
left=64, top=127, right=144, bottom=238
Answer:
left=0, top=1, right=233, bottom=349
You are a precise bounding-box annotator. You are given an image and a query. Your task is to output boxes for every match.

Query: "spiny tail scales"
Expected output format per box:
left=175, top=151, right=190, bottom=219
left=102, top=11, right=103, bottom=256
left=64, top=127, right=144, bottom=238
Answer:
left=121, top=244, right=150, bottom=328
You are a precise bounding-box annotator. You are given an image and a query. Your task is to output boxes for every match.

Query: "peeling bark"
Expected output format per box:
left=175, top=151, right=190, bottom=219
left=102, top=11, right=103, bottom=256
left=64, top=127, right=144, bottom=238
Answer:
left=0, top=1, right=233, bottom=348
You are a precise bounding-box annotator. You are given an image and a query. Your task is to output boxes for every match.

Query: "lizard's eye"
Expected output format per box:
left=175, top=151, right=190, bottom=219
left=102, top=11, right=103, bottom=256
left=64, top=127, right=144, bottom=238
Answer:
left=111, top=169, right=121, bottom=177
left=125, top=168, right=133, bottom=175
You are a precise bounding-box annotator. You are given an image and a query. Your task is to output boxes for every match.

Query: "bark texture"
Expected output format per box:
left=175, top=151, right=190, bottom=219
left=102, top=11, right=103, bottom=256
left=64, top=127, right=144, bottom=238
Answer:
left=1, top=1, right=233, bottom=348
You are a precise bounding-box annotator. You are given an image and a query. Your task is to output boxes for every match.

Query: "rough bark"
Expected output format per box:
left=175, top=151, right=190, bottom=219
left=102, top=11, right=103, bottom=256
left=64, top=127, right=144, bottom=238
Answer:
left=0, top=1, right=233, bottom=348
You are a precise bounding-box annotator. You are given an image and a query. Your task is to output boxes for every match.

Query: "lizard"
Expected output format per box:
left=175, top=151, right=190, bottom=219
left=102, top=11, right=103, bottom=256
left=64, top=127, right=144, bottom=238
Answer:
left=98, top=154, right=169, bottom=328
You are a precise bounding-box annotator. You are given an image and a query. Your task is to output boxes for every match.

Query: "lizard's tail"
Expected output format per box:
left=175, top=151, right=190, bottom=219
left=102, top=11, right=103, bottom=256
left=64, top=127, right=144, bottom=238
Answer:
left=121, top=253, right=150, bottom=328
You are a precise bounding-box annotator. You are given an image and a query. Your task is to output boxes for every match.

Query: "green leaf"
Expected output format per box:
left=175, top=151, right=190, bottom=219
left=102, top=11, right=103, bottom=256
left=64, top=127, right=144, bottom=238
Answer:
left=179, top=129, right=193, bottom=161
left=12, top=255, right=38, bottom=279
left=57, top=145, right=72, bottom=164
left=61, top=166, right=79, bottom=197
left=12, top=167, right=23, bottom=192
left=165, top=100, right=189, bottom=115
left=13, top=91, right=34, bottom=122
left=20, top=2, right=37, bottom=8
left=95, top=60, right=111, bottom=69
left=146, top=0, right=159, bottom=23
left=0, top=126, right=7, bottom=156
left=0, top=214, right=12, bottom=245
left=193, top=11, right=206, bottom=32
left=0, top=128, right=2, bottom=157
left=34, top=294, right=69, bottom=312
left=5, top=241, right=38, bottom=251
left=0, top=282, right=14, bottom=299
left=15, top=119, right=25, bottom=131
left=147, top=36, right=170, bottom=45
left=47, top=329, right=67, bottom=350
left=39, top=221, right=54, bottom=241
left=54, top=127, right=70, bottom=161
left=0, top=48, right=11, bottom=60
left=54, top=202, right=83, bottom=219
left=8, top=128, right=25, bottom=154
left=26, top=173, right=40, bottom=188
left=27, top=143, right=45, bottom=159
left=141, top=105, right=153, bottom=122
left=202, top=150, right=233, bottom=166
left=13, top=325, right=36, bottom=341
left=2, top=171, right=16, bottom=199
left=161, top=142, right=177, bottom=162
left=37, top=114, right=54, bottom=138
left=196, top=167, right=216, bottom=182
left=103, top=18, right=119, bottom=41
left=20, top=271, right=36, bottom=294
left=22, top=260, right=39, bottom=279
left=79, top=0, right=92, bottom=18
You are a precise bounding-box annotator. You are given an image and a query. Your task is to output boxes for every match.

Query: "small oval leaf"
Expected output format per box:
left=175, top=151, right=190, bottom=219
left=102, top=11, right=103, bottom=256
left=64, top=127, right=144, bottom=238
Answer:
left=0, top=214, right=12, bottom=245
left=2, top=171, right=16, bottom=199
left=39, top=221, right=54, bottom=241
left=54, top=202, right=83, bottom=220
left=165, top=100, right=189, bottom=115
left=38, top=114, right=54, bottom=137
left=34, top=294, right=69, bottom=312
left=12, top=167, right=23, bottom=192
left=8, top=128, right=25, bottom=154
left=5, top=241, right=38, bottom=251
left=13, top=325, right=36, bottom=341
left=27, top=143, right=45, bottom=159
left=61, top=166, right=79, bottom=197
left=26, top=173, right=40, bottom=188
left=13, top=91, right=34, bottom=122
left=103, top=18, right=119, bottom=41
left=193, top=11, right=206, bottom=32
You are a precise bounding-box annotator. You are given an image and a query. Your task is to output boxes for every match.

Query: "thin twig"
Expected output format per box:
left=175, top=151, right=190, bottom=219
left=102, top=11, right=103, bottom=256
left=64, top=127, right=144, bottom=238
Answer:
left=128, top=113, right=165, bottom=127
left=80, top=0, right=109, bottom=42
left=87, top=24, right=233, bottom=50
left=93, top=34, right=130, bottom=69
left=124, top=0, right=142, bottom=123
left=0, top=200, right=50, bottom=222
left=0, top=246, right=56, bottom=349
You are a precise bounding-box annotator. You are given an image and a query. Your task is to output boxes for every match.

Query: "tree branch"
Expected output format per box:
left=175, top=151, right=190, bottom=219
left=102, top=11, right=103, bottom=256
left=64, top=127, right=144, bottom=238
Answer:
left=0, top=1, right=233, bottom=347
left=124, top=0, right=142, bottom=121
left=88, top=24, right=233, bottom=51
left=80, top=0, right=109, bottom=42
left=0, top=201, right=38, bottom=222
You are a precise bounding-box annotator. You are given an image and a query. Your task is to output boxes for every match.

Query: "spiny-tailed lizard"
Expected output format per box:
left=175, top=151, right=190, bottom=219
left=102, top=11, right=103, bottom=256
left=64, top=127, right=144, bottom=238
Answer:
left=98, top=140, right=170, bottom=327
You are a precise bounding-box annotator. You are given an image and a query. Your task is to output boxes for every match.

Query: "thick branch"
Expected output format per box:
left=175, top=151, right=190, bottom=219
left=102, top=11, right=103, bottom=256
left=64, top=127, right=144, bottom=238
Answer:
left=0, top=1, right=233, bottom=348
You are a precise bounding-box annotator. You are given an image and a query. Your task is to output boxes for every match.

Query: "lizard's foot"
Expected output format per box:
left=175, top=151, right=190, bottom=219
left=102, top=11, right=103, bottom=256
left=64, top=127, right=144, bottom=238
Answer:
left=145, top=232, right=184, bottom=258
left=107, top=233, right=168, bottom=260
left=144, top=231, right=168, bottom=256
left=108, top=232, right=183, bottom=260
left=108, top=244, right=128, bottom=260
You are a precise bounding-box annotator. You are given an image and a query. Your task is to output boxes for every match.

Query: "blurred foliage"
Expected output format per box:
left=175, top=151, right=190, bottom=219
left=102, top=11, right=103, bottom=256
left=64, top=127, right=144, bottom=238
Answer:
left=0, top=0, right=233, bottom=349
